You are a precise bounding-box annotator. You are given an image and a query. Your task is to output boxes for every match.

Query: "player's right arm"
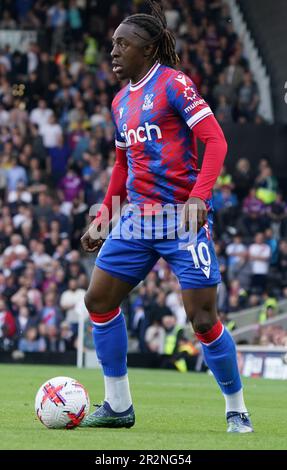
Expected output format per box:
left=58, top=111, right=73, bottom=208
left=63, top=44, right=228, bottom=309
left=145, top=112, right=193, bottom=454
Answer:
left=81, top=99, right=128, bottom=253
left=81, top=145, right=128, bottom=252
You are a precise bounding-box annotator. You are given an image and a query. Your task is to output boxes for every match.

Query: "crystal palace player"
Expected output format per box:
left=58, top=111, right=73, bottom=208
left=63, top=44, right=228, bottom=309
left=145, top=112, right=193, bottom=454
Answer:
left=80, top=0, right=253, bottom=433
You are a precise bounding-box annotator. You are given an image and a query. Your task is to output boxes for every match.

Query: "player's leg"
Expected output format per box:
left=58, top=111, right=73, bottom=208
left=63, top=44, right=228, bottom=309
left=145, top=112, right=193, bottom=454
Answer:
left=85, top=265, right=134, bottom=314
left=81, top=217, right=159, bottom=428
left=181, top=283, right=244, bottom=400
left=156, top=214, right=253, bottom=432
left=181, top=286, right=253, bottom=432
left=81, top=266, right=136, bottom=428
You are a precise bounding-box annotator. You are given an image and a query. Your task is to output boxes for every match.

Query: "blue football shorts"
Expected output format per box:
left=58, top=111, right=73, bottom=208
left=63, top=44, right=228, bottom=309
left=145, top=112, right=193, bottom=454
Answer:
left=95, top=206, right=221, bottom=290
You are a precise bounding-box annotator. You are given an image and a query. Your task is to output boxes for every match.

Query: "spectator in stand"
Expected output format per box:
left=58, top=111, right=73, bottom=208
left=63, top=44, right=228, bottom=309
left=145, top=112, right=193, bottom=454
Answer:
left=58, top=320, right=76, bottom=352
left=255, top=165, right=278, bottom=205
left=249, top=232, right=271, bottom=294
left=8, top=180, right=32, bottom=205
left=40, top=113, right=63, bottom=149
left=264, top=228, right=279, bottom=267
left=3, top=233, right=27, bottom=260
left=160, top=313, right=198, bottom=372
left=67, top=0, right=84, bottom=49
left=213, top=73, right=234, bottom=108
left=0, top=10, right=17, bottom=29
left=0, top=103, right=10, bottom=128
left=39, top=291, right=63, bottom=329
left=236, top=71, right=259, bottom=122
left=148, top=291, right=174, bottom=326
left=60, top=278, right=85, bottom=331
left=49, top=199, right=71, bottom=235
left=0, top=296, right=16, bottom=351
left=15, top=304, right=39, bottom=339
left=224, top=55, right=244, bottom=92
left=166, top=284, right=187, bottom=327
left=238, top=188, right=267, bottom=240
left=0, top=272, right=6, bottom=296
left=30, top=241, right=52, bottom=269
left=226, top=234, right=249, bottom=283
left=229, top=279, right=248, bottom=309
left=232, top=158, right=254, bottom=203
left=213, top=186, right=238, bottom=232
left=228, top=294, right=241, bottom=313
left=29, top=123, right=47, bottom=168
left=47, top=134, right=70, bottom=184
left=246, top=293, right=262, bottom=309
left=164, top=1, right=180, bottom=31
left=214, top=241, right=227, bottom=281
left=215, top=95, right=233, bottom=123
left=33, top=192, right=53, bottom=220
left=258, top=295, right=278, bottom=324
left=47, top=1, right=67, bottom=54
left=266, top=193, right=287, bottom=239
left=144, top=317, right=165, bottom=354
left=58, top=164, right=84, bottom=215
left=37, top=51, right=59, bottom=94
left=18, top=326, right=46, bottom=352
left=217, top=280, right=229, bottom=315
left=30, top=99, right=53, bottom=132
left=215, top=165, right=234, bottom=190
left=5, top=157, right=28, bottom=192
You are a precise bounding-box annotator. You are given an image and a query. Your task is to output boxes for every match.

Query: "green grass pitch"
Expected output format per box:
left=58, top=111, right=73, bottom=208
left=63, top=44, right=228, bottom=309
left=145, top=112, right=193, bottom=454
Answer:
left=0, top=364, right=286, bottom=450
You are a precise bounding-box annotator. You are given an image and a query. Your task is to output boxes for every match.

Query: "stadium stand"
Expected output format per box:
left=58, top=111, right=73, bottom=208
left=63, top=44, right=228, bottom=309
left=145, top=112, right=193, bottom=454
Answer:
left=0, top=0, right=287, bottom=359
left=238, top=0, right=287, bottom=124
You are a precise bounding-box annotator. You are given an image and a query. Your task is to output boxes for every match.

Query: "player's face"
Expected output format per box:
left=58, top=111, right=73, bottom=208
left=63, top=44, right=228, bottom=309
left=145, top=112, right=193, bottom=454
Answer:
left=111, top=23, right=153, bottom=83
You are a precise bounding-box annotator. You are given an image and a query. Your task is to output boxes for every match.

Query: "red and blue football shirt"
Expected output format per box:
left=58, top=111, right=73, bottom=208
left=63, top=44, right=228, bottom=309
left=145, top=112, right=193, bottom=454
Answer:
left=112, top=62, right=213, bottom=206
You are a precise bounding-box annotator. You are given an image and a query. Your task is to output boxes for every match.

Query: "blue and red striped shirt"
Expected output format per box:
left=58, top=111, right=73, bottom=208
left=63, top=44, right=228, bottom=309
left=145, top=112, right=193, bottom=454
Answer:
left=112, top=62, right=213, bottom=206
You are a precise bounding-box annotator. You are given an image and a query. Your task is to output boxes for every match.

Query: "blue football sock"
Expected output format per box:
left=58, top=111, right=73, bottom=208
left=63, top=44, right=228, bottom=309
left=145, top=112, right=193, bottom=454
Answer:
left=92, top=312, right=128, bottom=377
left=201, top=328, right=242, bottom=395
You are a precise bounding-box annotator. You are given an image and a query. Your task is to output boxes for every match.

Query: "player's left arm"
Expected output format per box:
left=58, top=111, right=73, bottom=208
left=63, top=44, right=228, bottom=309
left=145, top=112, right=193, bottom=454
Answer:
left=166, top=72, right=227, bottom=230
left=184, top=115, right=228, bottom=229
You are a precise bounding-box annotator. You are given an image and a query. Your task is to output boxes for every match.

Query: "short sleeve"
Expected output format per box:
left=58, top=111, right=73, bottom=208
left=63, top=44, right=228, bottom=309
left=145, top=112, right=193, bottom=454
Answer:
left=166, top=72, right=213, bottom=129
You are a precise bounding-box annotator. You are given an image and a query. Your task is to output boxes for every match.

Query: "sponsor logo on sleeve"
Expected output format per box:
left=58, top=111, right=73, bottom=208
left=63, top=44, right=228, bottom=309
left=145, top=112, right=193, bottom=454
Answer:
left=183, top=86, right=197, bottom=101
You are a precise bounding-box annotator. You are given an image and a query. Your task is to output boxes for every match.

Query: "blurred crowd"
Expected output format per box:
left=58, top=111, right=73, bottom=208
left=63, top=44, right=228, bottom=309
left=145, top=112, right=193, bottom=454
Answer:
left=0, top=0, right=285, bottom=355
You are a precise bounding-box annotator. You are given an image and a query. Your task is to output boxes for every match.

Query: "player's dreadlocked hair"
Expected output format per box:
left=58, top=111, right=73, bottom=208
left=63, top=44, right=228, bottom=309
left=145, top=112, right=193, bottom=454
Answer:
left=122, top=0, right=179, bottom=68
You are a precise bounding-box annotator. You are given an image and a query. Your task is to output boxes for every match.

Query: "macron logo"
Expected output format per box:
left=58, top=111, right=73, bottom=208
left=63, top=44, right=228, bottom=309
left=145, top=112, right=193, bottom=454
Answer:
left=121, top=122, right=163, bottom=146
left=175, top=74, right=187, bottom=86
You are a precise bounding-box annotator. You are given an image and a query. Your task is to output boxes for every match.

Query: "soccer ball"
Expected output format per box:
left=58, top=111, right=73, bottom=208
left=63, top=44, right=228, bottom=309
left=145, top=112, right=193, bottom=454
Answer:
left=35, top=376, right=90, bottom=429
